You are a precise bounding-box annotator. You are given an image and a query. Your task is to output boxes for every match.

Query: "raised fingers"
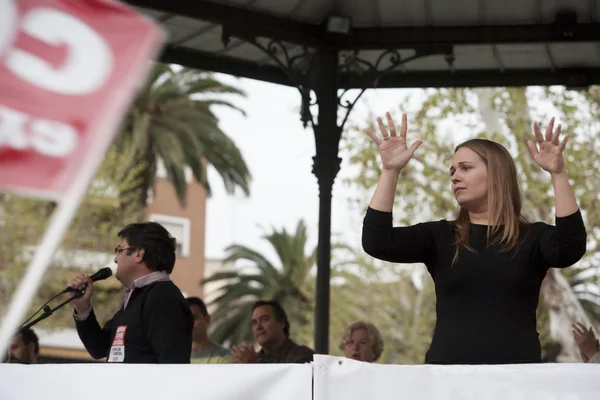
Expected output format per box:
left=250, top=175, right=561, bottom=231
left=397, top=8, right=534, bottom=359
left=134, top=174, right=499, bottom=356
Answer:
left=400, top=113, right=407, bottom=138
left=533, top=122, right=544, bottom=143
left=364, top=127, right=382, bottom=145
left=551, top=123, right=561, bottom=145
left=407, top=140, right=423, bottom=157
left=377, top=116, right=389, bottom=139
left=559, top=133, right=569, bottom=151
left=365, top=113, right=407, bottom=145
left=386, top=112, right=397, bottom=137
left=526, top=139, right=538, bottom=159
left=544, top=117, right=555, bottom=142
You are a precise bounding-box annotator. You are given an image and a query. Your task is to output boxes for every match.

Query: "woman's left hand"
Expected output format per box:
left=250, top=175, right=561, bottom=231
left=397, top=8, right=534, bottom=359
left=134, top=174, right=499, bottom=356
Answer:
left=572, top=322, right=599, bottom=361
left=526, top=117, right=568, bottom=174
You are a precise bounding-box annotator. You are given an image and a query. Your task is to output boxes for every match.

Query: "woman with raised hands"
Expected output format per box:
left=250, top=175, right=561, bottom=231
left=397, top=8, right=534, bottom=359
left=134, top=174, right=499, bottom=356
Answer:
left=362, top=113, right=587, bottom=365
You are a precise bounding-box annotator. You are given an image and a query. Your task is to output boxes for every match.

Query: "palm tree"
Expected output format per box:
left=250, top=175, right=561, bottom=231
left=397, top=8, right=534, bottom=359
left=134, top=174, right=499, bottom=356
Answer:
left=117, top=63, right=251, bottom=208
left=203, top=220, right=315, bottom=345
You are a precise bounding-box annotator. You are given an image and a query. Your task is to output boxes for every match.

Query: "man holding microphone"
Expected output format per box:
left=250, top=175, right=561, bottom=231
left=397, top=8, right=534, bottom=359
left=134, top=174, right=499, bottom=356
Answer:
left=69, top=222, right=193, bottom=363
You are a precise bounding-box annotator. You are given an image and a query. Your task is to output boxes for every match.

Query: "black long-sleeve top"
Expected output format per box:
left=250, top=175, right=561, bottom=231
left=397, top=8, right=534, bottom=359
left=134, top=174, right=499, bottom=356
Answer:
left=362, top=207, right=587, bottom=364
left=75, top=281, right=193, bottom=363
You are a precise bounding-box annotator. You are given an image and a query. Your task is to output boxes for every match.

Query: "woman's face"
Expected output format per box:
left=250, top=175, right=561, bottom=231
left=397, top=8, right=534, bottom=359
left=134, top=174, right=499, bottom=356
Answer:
left=450, top=147, right=489, bottom=213
left=343, top=328, right=375, bottom=363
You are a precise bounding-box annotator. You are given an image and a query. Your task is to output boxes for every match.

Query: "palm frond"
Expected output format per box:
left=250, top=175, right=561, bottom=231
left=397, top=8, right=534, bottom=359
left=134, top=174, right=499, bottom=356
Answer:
left=114, top=62, right=249, bottom=208
left=205, top=220, right=315, bottom=343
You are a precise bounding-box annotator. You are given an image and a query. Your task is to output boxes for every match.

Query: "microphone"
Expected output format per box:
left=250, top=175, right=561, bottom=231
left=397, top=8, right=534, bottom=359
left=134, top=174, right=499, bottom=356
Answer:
left=62, top=267, right=113, bottom=294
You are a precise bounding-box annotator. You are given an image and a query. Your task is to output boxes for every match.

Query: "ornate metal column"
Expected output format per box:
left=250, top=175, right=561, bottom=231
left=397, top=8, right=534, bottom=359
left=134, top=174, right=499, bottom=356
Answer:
left=311, top=45, right=341, bottom=354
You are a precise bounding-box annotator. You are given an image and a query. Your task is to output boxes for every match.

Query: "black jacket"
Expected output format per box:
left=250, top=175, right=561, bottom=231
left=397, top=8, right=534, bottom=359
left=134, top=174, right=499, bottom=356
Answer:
left=75, top=281, right=193, bottom=363
left=258, top=338, right=314, bottom=364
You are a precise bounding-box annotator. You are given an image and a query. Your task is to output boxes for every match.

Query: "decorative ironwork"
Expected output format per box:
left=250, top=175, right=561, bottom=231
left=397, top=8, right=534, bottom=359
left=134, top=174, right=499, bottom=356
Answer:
left=255, top=40, right=311, bottom=74
left=335, top=49, right=417, bottom=130
left=333, top=50, right=401, bottom=130
left=340, top=49, right=405, bottom=77
left=332, top=47, right=454, bottom=128
left=339, top=47, right=453, bottom=85
left=222, top=28, right=454, bottom=130
left=246, top=38, right=311, bottom=85
left=238, top=36, right=316, bottom=127
left=300, top=86, right=316, bottom=128
left=337, top=88, right=366, bottom=130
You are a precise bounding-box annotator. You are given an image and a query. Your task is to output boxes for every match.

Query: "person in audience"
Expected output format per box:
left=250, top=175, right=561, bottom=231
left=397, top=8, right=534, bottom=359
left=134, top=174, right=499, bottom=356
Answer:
left=572, top=322, right=600, bottom=363
left=339, top=321, right=384, bottom=363
left=231, top=300, right=314, bottom=364
left=362, top=113, right=587, bottom=364
left=188, top=297, right=231, bottom=364
left=5, top=327, right=39, bottom=364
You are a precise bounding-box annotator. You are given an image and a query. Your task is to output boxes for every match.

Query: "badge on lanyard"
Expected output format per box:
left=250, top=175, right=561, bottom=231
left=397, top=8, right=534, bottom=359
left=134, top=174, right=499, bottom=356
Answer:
left=108, top=326, right=127, bottom=362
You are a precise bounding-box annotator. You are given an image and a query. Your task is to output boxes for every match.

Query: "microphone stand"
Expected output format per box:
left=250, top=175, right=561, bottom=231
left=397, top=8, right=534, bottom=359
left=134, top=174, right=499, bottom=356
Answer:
left=21, top=291, right=84, bottom=330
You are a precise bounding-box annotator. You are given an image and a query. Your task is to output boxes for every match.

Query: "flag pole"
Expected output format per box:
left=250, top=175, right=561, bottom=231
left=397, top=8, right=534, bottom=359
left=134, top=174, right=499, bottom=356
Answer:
left=0, top=132, right=110, bottom=356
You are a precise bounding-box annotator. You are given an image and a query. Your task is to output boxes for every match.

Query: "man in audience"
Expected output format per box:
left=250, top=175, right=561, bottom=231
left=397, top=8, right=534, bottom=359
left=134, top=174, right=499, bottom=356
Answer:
left=188, top=297, right=230, bottom=363
left=231, top=300, right=314, bottom=364
left=6, top=327, right=39, bottom=364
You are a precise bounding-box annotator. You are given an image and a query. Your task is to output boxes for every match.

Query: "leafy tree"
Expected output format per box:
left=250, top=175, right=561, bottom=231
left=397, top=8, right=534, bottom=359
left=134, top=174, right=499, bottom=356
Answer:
left=117, top=63, right=252, bottom=208
left=204, top=221, right=374, bottom=350
left=203, top=221, right=316, bottom=345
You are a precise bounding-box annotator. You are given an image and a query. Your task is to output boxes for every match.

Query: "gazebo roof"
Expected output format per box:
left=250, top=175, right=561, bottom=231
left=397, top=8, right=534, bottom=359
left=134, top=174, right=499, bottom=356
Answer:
left=125, top=0, right=600, bottom=88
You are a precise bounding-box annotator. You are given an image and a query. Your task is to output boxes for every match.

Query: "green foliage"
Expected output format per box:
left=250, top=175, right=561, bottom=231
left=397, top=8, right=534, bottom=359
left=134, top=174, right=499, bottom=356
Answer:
left=118, top=63, right=252, bottom=208
left=204, top=221, right=316, bottom=345
left=204, top=222, right=381, bottom=352
left=0, top=144, right=145, bottom=329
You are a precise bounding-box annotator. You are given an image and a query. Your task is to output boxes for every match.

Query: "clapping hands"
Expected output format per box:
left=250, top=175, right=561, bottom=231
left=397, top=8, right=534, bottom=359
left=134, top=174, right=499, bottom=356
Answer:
left=231, top=344, right=259, bottom=363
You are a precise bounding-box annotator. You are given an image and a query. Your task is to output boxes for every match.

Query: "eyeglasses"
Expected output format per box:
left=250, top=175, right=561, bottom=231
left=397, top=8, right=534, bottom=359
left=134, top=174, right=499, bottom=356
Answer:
left=114, top=246, right=133, bottom=255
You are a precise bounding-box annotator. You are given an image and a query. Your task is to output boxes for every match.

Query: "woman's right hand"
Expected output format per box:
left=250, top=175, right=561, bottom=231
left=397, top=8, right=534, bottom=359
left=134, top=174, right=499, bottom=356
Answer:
left=68, top=274, right=94, bottom=314
left=365, top=112, right=422, bottom=172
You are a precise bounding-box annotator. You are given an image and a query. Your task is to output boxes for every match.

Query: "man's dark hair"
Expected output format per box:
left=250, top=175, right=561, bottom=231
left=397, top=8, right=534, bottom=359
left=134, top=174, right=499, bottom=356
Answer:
left=17, top=327, right=39, bottom=356
left=252, top=300, right=290, bottom=337
left=118, top=222, right=177, bottom=273
left=187, top=297, right=208, bottom=317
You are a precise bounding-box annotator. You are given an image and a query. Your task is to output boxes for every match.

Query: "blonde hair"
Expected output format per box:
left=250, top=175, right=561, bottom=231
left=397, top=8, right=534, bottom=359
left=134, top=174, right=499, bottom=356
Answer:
left=452, top=139, right=529, bottom=265
left=338, top=321, right=384, bottom=361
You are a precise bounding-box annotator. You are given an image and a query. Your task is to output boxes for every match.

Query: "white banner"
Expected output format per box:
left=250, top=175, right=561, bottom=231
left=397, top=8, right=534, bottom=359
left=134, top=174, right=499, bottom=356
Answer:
left=3, top=356, right=599, bottom=399
left=0, top=363, right=312, bottom=400
left=313, top=355, right=600, bottom=400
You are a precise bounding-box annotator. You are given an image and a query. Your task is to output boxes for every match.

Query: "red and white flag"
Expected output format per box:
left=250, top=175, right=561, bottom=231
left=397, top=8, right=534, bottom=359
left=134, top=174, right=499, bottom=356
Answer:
left=0, top=0, right=165, bottom=198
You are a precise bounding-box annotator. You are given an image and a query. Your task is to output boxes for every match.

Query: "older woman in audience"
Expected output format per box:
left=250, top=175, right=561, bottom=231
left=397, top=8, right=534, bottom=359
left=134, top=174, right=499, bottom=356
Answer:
left=339, top=321, right=384, bottom=363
